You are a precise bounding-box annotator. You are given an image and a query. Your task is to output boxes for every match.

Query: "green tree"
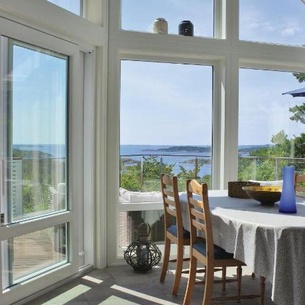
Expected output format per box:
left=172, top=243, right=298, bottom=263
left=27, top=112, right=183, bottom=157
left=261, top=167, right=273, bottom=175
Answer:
left=292, top=72, right=305, bottom=83
left=120, top=160, right=142, bottom=191
left=289, top=72, right=305, bottom=124
left=142, top=156, right=174, bottom=179
left=120, top=156, right=175, bottom=191
left=238, top=130, right=291, bottom=181
left=289, top=104, right=305, bottom=124
left=293, top=133, right=305, bottom=158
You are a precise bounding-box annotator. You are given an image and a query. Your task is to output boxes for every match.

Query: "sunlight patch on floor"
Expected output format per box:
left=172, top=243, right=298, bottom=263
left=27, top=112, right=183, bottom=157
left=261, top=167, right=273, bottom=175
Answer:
left=98, top=295, right=141, bottom=304
left=111, top=284, right=180, bottom=305
left=82, top=274, right=103, bottom=284
left=42, top=284, right=91, bottom=304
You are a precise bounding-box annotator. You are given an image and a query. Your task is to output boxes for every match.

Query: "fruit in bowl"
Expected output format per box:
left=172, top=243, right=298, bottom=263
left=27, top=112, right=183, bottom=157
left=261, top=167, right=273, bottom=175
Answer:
left=242, top=185, right=282, bottom=205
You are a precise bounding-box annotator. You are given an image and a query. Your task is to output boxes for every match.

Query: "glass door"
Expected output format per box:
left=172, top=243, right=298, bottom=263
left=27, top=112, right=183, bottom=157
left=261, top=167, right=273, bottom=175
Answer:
left=0, top=25, right=83, bottom=304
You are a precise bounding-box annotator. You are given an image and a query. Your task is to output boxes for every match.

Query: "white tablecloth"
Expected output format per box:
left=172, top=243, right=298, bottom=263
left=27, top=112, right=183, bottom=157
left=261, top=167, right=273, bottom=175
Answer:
left=180, top=190, right=305, bottom=305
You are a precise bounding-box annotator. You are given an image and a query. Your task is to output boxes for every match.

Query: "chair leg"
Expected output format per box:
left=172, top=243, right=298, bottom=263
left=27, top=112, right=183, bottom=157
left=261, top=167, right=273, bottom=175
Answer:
left=183, top=256, right=197, bottom=305
left=160, top=237, right=170, bottom=283
left=172, top=243, right=184, bottom=295
left=202, top=264, right=214, bottom=305
left=221, top=267, right=226, bottom=293
left=236, top=266, right=242, bottom=303
left=260, top=276, right=265, bottom=305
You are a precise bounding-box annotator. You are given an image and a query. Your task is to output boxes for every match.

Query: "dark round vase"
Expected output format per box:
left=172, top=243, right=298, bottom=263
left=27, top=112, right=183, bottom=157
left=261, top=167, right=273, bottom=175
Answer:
left=179, top=20, right=194, bottom=36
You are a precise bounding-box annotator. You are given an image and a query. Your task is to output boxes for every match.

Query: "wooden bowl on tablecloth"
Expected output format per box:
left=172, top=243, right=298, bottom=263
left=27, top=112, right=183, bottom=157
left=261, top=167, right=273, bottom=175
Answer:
left=242, top=185, right=282, bottom=205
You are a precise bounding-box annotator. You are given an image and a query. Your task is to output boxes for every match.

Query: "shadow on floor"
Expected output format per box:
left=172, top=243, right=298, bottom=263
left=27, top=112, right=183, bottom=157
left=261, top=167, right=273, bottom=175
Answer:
left=24, top=265, right=275, bottom=305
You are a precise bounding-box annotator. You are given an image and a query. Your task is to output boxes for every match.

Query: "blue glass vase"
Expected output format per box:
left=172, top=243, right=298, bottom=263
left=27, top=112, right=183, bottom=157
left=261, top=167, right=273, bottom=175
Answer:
left=279, top=166, right=297, bottom=213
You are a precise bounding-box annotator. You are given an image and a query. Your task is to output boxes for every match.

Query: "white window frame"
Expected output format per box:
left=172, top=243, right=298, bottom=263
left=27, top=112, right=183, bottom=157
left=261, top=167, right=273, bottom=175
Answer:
left=0, top=0, right=107, bottom=303
left=0, top=14, right=94, bottom=305
left=106, top=0, right=305, bottom=266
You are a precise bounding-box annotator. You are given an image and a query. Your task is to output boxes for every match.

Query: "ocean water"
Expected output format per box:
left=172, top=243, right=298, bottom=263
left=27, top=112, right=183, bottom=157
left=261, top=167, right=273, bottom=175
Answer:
left=13, top=144, right=263, bottom=177
left=12, top=144, right=211, bottom=176
left=120, top=144, right=267, bottom=176
left=120, top=144, right=212, bottom=176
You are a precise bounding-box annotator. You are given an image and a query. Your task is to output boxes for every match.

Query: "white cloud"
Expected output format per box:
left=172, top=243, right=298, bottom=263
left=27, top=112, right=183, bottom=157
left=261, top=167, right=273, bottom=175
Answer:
left=281, top=21, right=302, bottom=37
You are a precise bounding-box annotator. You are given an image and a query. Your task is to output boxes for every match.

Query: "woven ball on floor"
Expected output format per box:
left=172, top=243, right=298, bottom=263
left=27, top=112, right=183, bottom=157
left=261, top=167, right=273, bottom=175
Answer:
left=124, top=223, right=162, bottom=272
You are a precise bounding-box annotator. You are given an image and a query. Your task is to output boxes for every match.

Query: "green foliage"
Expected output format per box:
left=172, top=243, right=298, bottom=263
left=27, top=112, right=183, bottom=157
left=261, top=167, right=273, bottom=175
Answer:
left=121, top=167, right=142, bottom=191
left=143, top=156, right=174, bottom=179
left=22, top=183, right=50, bottom=213
left=289, top=104, right=305, bottom=124
left=177, top=163, right=202, bottom=179
left=238, top=130, right=292, bottom=181
left=11, top=149, right=64, bottom=215
left=120, top=155, right=212, bottom=192
left=292, top=72, right=305, bottom=83
left=289, top=72, right=305, bottom=127
left=120, top=156, right=175, bottom=192
left=293, top=133, right=305, bottom=158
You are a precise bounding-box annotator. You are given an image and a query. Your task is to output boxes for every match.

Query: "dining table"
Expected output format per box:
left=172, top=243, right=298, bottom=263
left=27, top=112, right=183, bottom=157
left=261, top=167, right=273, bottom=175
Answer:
left=179, top=190, right=305, bottom=305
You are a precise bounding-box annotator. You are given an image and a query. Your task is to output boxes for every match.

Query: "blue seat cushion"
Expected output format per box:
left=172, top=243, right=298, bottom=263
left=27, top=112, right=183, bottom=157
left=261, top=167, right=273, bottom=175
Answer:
left=193, top=240, right=234, bottom=260
left=167, top=225, right=190, bottom=239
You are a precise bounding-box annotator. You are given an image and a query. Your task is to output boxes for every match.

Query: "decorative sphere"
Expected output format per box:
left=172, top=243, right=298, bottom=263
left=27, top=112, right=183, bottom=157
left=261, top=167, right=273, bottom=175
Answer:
left=124, top=241, right=162, bottom=272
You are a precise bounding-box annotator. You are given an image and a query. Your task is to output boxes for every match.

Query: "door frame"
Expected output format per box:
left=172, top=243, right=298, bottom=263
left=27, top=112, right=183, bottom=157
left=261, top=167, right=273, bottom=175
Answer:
left=0, top=16, right=86, bottom=305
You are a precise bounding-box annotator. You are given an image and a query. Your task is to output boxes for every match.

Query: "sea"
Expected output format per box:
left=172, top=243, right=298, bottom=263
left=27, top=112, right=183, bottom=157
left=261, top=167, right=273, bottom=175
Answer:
left=13, top=143, right=268, bottom=177
left=120, top=144, right=212, bottom=176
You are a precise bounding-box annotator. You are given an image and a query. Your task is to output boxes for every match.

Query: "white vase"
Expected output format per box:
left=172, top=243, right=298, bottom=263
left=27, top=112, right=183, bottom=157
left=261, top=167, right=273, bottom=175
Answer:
left=153, top=18, right=168, bottom=34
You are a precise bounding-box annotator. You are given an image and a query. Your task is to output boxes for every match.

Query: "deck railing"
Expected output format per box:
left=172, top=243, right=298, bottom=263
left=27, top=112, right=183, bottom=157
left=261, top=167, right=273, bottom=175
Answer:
left=120, top=154, right=305, bottom=190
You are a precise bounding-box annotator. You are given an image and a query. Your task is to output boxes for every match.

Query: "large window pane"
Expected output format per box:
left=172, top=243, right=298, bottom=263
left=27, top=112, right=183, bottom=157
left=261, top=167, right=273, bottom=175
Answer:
left=121, top=0, right=214, bottom=37
left=1, top=38, right=68, bottom=224
left=240, top=0, right=305, bottom=46
left=120, top=61, right=212, bottom=193
left=238, top=68, right=305, bottom=181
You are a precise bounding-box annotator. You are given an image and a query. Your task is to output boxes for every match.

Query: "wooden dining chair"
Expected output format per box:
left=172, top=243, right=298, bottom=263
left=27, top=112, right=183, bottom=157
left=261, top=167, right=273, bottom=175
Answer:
left=159, top=174, right=227, bottom=296
left=183, top=179, right=265, bottom=305
left=159, top=174, right=191, bottom=295
left=294, top=172, right=305, bottom=196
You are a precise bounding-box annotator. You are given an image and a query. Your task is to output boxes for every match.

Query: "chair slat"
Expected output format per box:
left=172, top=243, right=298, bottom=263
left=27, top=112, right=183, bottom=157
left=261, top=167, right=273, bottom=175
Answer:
left=163, top=188, right=175, bottom=197
left=166, top=206, right=177, bottom=217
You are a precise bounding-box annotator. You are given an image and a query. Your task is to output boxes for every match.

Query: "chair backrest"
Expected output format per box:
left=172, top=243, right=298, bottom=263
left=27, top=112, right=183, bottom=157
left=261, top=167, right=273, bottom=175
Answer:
left=295, top=173, right=305, bottom=196
left=186, top=179, right=214, bottom=261
left=161, top=174, right=184, bottom=235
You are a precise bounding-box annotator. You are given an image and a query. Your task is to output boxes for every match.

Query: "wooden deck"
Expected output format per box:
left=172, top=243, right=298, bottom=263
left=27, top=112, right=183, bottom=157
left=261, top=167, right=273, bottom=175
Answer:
left=10, top=228, right=66, bottom=282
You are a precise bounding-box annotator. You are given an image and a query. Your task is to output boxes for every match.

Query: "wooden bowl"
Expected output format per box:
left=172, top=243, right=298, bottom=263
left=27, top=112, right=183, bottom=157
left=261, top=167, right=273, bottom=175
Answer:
left=242, top=185, right=282, bottom=205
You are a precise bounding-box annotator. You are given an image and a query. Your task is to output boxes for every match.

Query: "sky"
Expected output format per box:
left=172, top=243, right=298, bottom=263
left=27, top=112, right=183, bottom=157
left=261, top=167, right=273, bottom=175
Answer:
left=120, top=0, right=305, bottom=146
left=12, top=44, right=67, bottom=145
left=9, top=0, right=305, bottom=146
left=47, top=0, right=81, bottom=15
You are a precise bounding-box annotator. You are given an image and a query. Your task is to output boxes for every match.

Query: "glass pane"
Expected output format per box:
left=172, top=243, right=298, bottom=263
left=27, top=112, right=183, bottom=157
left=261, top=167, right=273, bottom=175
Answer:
left=1, top=38, right=68, bottom=224
left=240, top=0, right=305, bottom=46
left=47, top=0, right=82, bottom=16
left=120, top=61, right=213, bottom=193
left=238, top=68, right=305, bottom=181
left=121, top=0, right=214, bottom=37
left=2, top=224, right=68, bottom=288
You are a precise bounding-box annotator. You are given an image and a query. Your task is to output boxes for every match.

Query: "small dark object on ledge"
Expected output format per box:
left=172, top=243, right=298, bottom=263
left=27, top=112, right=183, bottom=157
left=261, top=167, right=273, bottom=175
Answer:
left=179, top=20, right=194, bottom=36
